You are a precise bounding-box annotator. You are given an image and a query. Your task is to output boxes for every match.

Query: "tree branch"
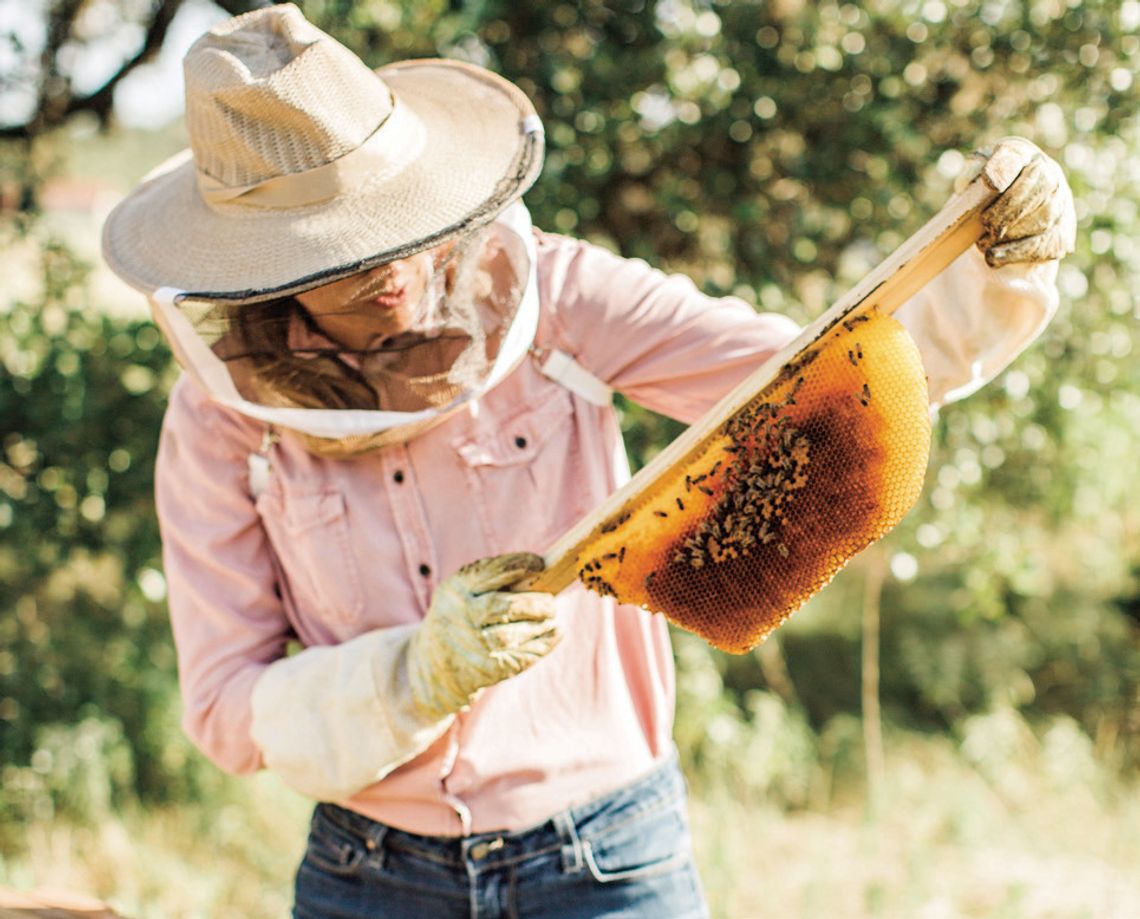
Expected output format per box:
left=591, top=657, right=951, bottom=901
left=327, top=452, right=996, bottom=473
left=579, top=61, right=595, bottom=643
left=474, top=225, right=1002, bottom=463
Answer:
left=30, top=0, right=85, bottom=132
left=62, top=0, right=187, bottom=127
left=213, top=0, right=282, bottom=15
left=0, top=0, right=286, bottom=139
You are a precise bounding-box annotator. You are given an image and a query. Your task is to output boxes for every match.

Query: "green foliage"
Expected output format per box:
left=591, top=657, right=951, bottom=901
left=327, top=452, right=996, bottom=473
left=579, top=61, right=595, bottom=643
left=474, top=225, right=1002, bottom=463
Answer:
left=1, top=0, right=1138, bottom=837
left=673, top=630, right=820, bottom=806
left=0, top=229, right=220, bottom=837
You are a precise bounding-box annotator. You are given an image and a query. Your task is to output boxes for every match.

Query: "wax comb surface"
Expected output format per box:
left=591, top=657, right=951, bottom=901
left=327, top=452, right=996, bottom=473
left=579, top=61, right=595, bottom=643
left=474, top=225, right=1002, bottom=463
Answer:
left=575, top=311, right=930, bottom=653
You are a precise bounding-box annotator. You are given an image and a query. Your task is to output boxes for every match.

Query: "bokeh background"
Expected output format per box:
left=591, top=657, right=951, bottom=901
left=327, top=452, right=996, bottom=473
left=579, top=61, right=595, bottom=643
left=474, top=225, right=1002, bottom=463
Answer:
left=2, top=0, right=1139, bottom=916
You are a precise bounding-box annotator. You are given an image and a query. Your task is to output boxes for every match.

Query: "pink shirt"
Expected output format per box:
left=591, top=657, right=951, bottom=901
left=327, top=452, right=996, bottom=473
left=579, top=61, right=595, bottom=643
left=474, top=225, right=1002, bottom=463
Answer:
left=155, top=231, right=800, bottom=834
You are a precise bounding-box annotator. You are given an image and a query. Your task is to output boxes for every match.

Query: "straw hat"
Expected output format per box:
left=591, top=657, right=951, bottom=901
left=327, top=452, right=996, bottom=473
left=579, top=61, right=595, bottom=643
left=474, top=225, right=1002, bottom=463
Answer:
left=101, top=4, right=544, bottom=303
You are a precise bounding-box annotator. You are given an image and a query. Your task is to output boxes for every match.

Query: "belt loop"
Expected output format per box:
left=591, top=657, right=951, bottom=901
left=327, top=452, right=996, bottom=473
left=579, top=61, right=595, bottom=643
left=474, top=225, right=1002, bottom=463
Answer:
left=552, top=810, right=585, bottom=875
left=364, top=823, right=389, bottom=868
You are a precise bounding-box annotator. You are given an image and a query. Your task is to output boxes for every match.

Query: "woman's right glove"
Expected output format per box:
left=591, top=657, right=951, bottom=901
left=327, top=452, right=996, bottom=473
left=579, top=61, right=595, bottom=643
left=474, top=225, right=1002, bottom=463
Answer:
left=408, top=552, right=560, bottom=720
left=249, top=552, right=559, bottom=801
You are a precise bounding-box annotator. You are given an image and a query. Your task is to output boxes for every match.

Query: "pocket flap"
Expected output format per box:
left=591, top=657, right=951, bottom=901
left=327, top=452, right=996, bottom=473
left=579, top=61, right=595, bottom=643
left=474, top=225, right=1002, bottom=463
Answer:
left=282, top=490, right=346, bottom=532
left=455, top=388, right=574, bottom=468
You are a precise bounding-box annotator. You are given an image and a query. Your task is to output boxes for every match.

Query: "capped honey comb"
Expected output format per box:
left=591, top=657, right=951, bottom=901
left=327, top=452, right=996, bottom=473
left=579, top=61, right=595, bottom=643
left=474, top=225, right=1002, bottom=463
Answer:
left=576, top=310, right=931, bottom=653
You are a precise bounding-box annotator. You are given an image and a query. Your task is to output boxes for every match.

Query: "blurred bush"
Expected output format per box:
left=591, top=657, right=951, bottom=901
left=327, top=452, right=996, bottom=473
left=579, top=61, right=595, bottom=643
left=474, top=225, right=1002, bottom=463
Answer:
left=1, top=0, right=1138, bottom=830
left=0, top=232, right=220, bottom=842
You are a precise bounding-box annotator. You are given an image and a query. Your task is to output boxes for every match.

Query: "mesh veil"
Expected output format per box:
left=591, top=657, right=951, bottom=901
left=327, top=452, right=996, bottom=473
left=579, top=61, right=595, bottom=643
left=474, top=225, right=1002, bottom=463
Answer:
left=150, top=202, right=538, bottom=451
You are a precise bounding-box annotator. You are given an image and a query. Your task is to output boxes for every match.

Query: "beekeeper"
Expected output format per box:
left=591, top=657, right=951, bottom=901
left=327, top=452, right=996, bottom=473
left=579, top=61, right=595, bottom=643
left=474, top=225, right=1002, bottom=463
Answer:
left=101, top=5, right=1075, bottom=917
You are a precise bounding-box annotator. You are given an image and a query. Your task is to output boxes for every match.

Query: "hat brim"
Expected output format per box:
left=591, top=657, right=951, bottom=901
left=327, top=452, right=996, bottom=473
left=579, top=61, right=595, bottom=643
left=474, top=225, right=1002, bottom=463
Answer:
left=101, top=59, right=543, bottom=303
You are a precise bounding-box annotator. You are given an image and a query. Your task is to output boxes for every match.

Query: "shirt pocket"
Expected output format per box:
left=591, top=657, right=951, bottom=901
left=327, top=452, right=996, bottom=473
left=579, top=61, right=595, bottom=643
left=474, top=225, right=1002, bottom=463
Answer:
left=256, top=485, right=366, bottom=626
left=454, top=386, right=586, bottom=551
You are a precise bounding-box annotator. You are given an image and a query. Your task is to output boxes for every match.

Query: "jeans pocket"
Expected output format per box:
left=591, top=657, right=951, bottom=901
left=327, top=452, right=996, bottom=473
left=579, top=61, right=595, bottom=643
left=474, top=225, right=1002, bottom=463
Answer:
left=303, top=809, right=367, bottom=878
left=579, top=796, right=693, bottom=884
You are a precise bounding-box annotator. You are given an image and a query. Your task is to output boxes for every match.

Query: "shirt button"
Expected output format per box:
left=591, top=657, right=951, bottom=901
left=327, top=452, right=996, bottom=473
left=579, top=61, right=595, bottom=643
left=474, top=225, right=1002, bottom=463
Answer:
left=393, top=469, right=405, bottom=483
left=514, top=435, right=527, bottom=449
left=419, top=564, right=431, bottom=577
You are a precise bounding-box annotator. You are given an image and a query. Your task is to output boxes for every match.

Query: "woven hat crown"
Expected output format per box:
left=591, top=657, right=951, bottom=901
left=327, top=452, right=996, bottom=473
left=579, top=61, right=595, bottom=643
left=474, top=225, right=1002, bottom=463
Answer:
left=102, top=2, right=543, bottom=301
left=185, top=3, right=392, bottom=188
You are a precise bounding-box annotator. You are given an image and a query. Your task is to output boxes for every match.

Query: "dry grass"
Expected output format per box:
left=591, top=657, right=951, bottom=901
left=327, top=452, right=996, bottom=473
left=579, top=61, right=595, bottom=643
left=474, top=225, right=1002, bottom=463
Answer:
left=692, top=735, right=1140, bottom=919
left=1, top=736, right=1137, bottom=919
left=0, top=773, right=309, bottom=919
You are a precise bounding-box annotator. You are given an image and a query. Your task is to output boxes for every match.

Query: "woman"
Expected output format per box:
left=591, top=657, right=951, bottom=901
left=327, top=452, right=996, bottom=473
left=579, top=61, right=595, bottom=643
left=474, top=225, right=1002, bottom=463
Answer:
left=101, top=6, right=1074, bottom=917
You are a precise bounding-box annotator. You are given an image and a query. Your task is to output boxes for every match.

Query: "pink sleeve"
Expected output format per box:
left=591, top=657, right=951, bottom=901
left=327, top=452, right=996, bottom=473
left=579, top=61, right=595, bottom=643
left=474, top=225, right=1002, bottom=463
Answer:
left=155, top=376, right=292, bottom=775
left=536, top=232, right=801, bottom=423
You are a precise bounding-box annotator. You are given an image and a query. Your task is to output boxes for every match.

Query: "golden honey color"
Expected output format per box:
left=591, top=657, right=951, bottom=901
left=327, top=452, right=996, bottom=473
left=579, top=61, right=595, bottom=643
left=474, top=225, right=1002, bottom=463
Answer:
left=579, top=312, right=932, bottom=653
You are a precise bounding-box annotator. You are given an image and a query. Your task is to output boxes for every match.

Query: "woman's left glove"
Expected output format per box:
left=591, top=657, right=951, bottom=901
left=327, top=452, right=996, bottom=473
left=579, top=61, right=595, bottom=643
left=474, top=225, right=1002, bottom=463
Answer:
left=895, top=137, right=1073, bottom=406
left=976, top=137, right=1076, bottom=268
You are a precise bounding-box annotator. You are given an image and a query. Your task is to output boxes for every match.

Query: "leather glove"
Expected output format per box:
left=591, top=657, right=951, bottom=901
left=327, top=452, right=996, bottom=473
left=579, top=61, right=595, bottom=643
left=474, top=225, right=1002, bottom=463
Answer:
left=406, top=552, right=560, bottom=721
left=972, top=137, right=1076, bottom=268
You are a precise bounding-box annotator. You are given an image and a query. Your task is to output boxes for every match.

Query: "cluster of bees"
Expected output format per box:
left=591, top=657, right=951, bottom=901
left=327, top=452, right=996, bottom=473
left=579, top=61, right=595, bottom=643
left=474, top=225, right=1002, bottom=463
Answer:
left=669, top=387, right=812, bottom=573
left=574, top=310, right=885, bottom=611
left=577, top=551, right=623, bottom=598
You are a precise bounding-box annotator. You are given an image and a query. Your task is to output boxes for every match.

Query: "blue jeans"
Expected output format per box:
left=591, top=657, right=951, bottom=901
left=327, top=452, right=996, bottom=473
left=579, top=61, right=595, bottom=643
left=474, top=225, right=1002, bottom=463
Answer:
left=292, top=757, right=708, bottom=918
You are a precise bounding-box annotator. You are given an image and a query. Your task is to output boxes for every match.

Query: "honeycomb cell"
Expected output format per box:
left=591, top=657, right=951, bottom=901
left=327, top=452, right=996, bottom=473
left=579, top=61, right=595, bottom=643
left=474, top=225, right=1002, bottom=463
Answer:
left=577, top=310, right=931, bottom=653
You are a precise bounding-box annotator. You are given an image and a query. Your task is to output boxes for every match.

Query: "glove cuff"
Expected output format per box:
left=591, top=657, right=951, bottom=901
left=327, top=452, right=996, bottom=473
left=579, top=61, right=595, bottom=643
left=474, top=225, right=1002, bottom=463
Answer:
left=250, top=625, right=453, bottom=801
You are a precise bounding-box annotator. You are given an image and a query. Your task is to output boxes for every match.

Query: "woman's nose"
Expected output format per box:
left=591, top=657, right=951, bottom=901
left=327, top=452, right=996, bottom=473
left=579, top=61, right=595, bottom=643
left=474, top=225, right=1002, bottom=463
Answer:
left=373, top=257, right=418, bottom=286
left=367, top=263, right=397, bottom=283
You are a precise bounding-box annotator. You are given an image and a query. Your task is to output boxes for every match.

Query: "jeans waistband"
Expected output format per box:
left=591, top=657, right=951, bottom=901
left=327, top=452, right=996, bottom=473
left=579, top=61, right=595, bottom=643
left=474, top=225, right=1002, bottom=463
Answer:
left=314, top=755, right=684, bottom=873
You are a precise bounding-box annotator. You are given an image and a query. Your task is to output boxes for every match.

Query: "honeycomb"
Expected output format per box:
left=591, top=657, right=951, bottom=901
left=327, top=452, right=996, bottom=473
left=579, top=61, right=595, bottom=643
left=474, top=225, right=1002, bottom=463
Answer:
left=577, top=310, right=931, bottom=653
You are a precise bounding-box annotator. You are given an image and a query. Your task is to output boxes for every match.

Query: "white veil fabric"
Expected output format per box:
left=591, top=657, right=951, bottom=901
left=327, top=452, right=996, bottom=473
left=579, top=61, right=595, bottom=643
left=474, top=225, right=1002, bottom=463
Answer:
left=150, top=202, right=540, bottom=450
